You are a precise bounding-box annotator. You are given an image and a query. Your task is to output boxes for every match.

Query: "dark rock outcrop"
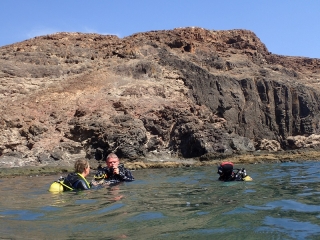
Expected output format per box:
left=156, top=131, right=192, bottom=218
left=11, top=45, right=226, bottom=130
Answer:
left=1, top=27, right=320, bottom=167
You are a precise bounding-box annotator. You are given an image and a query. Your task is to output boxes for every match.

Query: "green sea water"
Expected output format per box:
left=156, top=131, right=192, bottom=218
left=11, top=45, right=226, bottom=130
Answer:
left=1, top=161, right=320, bottom=239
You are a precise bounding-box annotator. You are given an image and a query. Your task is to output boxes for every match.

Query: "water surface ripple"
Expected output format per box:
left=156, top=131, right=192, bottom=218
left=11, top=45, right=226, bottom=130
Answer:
left=1, top=161, right=320, bottom=239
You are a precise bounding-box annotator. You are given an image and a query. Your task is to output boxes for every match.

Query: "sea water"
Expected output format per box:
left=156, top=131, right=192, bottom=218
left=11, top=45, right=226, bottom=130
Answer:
left=1, top=161, right=320, bottom=239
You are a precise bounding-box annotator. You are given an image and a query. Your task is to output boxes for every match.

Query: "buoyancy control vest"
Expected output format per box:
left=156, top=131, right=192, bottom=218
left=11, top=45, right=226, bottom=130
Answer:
left=48, top=173, right=90, bottom=193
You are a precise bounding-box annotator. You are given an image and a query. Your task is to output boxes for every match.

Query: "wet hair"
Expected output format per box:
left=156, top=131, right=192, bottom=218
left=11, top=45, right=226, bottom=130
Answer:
left=106, top=153, right=119, bottom=162
left=74, top=159, right=89, bottom=173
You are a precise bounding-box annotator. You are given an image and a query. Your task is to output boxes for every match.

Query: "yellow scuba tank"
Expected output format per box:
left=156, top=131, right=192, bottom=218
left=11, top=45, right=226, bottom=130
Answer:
left=243, top=175, right=253, bottom=181
left=48, top=177, right=73, bottom=193
left=49, top=181, right=64, bottom=193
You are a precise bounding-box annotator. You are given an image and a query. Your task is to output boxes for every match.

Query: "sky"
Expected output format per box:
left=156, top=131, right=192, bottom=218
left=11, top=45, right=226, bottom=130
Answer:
left=1, top=0, right=319, bottom=58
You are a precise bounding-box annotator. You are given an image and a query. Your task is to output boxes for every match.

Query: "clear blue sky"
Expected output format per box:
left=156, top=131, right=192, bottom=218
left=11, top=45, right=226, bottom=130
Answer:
left=1, top=0, right=319, bottom=58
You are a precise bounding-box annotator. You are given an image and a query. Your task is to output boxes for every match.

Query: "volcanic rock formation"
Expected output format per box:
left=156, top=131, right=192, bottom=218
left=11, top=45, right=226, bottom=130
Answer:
left=1, top=27, right=320, bottom=168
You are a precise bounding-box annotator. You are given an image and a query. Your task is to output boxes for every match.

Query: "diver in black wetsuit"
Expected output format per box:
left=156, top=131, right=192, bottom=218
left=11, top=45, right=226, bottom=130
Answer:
left=217, top=161, right=252, bottom=181
left=63, top=159, right=92, bottom=190
left=93, top=153, right=134, bottom=185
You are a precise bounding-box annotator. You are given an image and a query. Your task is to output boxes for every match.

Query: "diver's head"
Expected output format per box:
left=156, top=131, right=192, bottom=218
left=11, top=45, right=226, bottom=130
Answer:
left=74, top=159, right=90, bottom=177
left=106, top=153, right=120, bottom=169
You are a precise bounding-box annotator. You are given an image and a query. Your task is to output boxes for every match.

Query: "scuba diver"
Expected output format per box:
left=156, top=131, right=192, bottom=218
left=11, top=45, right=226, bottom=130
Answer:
left=49, top=159, right=93, bottom=192
left=217, top=161, right=252, bottom=181
left=93, top=153, right=134, bottom=185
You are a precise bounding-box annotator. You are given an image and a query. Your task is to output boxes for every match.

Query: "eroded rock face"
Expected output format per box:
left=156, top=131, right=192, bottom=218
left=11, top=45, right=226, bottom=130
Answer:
left=286, top=134, right=320, bottom=149
left=1, top=27, right=320, bottom=167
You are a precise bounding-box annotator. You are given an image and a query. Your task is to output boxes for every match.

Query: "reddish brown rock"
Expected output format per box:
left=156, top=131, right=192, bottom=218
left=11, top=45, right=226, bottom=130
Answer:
left=1, top=27, right=320, bottom=168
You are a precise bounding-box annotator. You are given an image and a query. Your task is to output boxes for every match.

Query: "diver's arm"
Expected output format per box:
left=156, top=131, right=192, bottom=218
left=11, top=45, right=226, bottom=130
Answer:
left=118, top=168, right=134, bottom=181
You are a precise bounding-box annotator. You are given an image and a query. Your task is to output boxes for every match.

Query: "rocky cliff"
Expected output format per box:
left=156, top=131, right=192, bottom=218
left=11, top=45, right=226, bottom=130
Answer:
left=1, top=27, right=320, bottom=168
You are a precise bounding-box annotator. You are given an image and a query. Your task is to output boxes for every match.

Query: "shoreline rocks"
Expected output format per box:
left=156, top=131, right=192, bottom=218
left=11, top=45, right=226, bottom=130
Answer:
left=1, top=149, right=320, bottom=178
